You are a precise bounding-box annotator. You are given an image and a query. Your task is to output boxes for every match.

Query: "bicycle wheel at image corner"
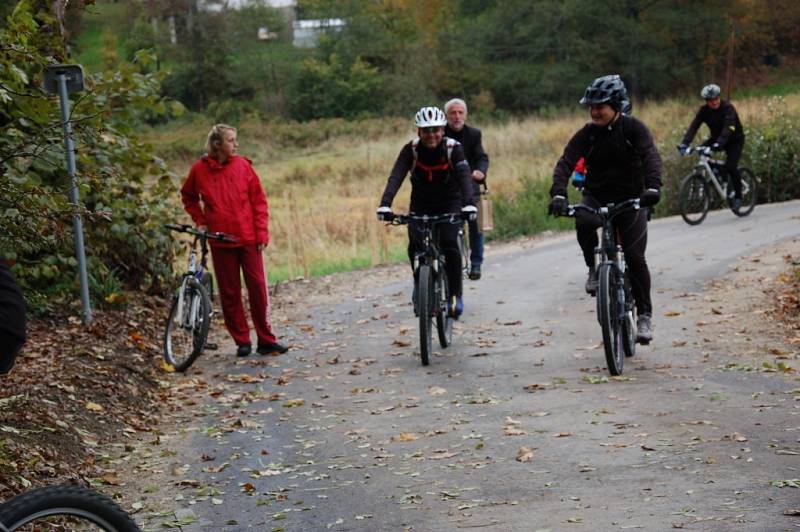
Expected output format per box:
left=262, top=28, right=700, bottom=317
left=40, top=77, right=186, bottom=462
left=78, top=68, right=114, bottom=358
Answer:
left=435, top=268, right=452, bottom=348
left=0, top=485, right=140, bottom=531
left=597, top=264, right=624, bottom=376
left=679, top=173, right=710, bottom=225
left=417, top=265, right=434, bottom=366
left=163, top=278, right=211, bottom=371
left=732, top=167, right=757, bottom=217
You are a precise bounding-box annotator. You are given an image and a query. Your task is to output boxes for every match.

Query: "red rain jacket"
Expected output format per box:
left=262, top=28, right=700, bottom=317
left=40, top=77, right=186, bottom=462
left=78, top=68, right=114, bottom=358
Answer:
left=181, top=155, right=269, bottom=248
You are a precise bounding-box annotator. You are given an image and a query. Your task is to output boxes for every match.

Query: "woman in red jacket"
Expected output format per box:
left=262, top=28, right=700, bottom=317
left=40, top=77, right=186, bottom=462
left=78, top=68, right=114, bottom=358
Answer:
left=181, top=124, right=287, bottom=357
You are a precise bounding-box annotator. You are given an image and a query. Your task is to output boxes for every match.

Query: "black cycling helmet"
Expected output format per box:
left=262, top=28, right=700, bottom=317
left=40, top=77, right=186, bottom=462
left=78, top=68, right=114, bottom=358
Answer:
left=579, top=74, right=631, bottom=113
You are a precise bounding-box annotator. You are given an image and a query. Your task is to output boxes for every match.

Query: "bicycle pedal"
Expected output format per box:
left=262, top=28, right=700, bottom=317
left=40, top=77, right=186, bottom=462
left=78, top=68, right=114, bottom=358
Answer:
left=204, top=342, right=219, bottom=351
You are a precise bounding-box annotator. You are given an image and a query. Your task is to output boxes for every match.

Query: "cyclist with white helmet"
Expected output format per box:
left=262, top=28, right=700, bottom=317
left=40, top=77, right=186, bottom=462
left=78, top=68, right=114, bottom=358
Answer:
left=679, top=83, right=745, bottom=210
left=377, top=106, right=477, bottom=317
left=548, top=75, right=662, bottom=343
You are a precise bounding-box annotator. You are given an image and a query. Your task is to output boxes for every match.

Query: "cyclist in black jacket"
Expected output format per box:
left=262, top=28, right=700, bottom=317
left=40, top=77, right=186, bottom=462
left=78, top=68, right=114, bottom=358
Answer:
left=679, top=83, right=745, bottom=210
left=548, top=75, right=662, bottom=342
left=0, top=257, right=27, bottom=374
left=377, top=106, right=477, bottom=317
left=444, top=98, right=490, bottom=280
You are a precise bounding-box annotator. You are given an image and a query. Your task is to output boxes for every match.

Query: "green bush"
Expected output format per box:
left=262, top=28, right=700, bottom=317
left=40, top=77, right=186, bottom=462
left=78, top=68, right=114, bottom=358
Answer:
left=0, top=6, right=180, bottom=313
left=489, top=176, right=575, bottom=241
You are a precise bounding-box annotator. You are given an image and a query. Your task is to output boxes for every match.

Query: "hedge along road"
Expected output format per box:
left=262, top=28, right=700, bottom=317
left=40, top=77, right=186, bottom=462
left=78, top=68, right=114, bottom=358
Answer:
left=136, top=200, right=800, bottom=531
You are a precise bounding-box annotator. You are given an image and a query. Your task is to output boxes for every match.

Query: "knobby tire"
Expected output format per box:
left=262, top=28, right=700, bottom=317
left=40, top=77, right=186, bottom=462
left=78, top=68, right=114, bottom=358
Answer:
left=0, top=485, right=140, bottom=531
left=417, top=265, right=434, bottom=366
left=164, top=278, right=211, bottom=372
left=621, top=270, right=637, bottom=357
left=679, top=173, right=710, bottom=225
left=598, top=264, right=624, bottom=376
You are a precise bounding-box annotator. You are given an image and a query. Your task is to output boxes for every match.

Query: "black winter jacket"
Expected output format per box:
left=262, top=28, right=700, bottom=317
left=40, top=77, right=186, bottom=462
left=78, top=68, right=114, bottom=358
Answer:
left=380, top=138, right=475, bottom=214
left=444, top=123, right=489, bottom=196
left=551, top=114, right=662, bottom=205
left=681, top=100, right=744, bottom=148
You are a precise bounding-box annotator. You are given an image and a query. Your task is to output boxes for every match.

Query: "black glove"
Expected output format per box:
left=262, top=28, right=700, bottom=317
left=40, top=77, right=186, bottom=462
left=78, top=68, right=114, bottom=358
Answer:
left=677, top=143, right=688, bottom=155
left=710, top=142, right=722, bottom=152
left=548, top=195, right=568, bottom=216
left=639, top=188, right=661, bottom=208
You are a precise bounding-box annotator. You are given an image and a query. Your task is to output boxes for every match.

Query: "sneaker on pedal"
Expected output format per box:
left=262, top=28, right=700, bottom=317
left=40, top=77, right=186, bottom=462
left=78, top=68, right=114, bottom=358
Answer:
left=585, top=267, right=598, bottom=296
left=450, top=296, right=464, bottom=319
left=468, top=264, right=482, bottom=280
left=636, top=314, right=653, bottom=344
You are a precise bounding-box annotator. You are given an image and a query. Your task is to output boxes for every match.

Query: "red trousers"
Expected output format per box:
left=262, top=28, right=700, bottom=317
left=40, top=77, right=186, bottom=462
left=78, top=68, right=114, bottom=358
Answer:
left=210, top=244, right=277, bottom=346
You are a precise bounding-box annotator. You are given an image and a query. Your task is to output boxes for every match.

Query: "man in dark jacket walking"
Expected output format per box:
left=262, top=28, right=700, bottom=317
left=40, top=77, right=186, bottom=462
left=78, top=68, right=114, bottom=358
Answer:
left=679, top=83, right=745, bottom=210
left=444, top=98, right=489, bottom=280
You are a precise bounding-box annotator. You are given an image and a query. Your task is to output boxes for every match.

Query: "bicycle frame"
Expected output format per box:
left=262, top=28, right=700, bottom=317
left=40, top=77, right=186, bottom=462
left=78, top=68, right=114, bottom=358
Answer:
left=685, top=146, right=733, bottom=200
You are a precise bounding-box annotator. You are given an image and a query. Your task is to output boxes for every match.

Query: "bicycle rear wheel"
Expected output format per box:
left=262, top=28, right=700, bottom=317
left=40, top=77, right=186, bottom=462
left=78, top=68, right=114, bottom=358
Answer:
left=679, top=173, right=710, bottom=225
left=436, top=269, right=452, bottom=348
left=164, top=278, right=211, bottom=371
left=0, top=485, right=140, bottom=531
left=417, top=265, right=434, bottom=366
left=732, top=167, right=757, bottom=217
left=598, top=264, right=624, bottom=376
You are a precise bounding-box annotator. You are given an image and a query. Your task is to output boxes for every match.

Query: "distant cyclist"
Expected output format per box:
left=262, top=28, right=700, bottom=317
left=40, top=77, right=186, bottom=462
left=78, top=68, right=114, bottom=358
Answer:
left=548, top=75, right=662, bottom=343
left=444, top=98, right=490, bottom=280
left=377, top=106, right=477, bottom=317
left=0, top=257, right=26, bottom=374
left=678, top=83, right=745, bottom=210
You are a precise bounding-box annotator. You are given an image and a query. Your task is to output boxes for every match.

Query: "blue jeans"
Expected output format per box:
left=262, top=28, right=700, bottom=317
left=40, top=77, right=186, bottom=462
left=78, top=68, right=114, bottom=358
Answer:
left=467, top=219, right=484, bottom=266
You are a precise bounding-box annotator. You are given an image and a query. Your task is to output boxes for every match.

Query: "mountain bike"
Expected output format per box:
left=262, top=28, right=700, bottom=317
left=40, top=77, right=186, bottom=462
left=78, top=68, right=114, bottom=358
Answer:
left=0, top=484, right=140, bottom=531
left=163, top=224, right=234, bottom=372
left=677, top=145, right=757, bottom=225
left=566, top=199, right=641, bottom=376
left=388, top=213, right=465, bottom=366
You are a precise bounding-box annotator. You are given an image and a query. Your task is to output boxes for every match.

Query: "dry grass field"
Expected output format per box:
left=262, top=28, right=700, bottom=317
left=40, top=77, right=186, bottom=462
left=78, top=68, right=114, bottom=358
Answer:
left=150, top=93, right=799, bottom=283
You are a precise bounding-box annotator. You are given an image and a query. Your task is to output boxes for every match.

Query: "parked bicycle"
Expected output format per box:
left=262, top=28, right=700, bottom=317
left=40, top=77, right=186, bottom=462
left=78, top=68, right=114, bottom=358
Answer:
left=566, top=199, right=642, bottom=376
left=387, top=213, right=465, bottom=366
left=0, top=484, right=139, bottom=531
left=677, top=145, right=757, bottom=225
left=163, top=224, right=234, bottom=372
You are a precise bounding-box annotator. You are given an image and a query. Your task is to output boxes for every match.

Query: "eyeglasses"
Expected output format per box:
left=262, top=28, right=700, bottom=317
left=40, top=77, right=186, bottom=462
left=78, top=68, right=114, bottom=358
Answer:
left=420, top=127, right=443, bottom=134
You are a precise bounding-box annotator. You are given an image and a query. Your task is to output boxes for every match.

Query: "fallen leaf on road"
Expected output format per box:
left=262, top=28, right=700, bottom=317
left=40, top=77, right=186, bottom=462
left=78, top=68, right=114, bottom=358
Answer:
left=392, top=432, right=419, bottom=442
left=428, top=386, right=447, bottom=396
left=85, top=402, right=104, bottom=412
left=554, top=432, right=572, bottom=438
left=392, top=340, right=411, bottom=347
left=664, top=311, right=682, bottom=317
left=516, top=447, right=534, bottom=462
left=504, top=427, right=526, bottom=436
left=723, top=432, right=748, bottom=442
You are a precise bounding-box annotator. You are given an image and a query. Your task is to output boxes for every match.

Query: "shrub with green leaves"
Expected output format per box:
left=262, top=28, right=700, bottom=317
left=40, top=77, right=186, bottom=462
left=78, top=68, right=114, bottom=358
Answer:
left=0, top=3, right=183, bottom=313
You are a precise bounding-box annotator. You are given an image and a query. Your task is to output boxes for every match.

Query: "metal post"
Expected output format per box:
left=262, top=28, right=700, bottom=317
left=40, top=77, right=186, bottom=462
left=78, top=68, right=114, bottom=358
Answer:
left=56, top=74, right=92, bottom=324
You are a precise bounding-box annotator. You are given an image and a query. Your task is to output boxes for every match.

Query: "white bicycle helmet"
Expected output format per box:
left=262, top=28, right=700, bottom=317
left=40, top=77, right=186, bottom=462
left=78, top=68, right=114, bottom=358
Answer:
left=414, top=106, right=447, bottom=128
left=700, top=83, right=721, bottom=99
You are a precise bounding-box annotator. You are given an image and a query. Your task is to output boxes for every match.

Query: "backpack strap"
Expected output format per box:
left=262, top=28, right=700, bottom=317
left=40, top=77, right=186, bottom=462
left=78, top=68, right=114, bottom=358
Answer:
left=410, top=137, right=457, bottom=182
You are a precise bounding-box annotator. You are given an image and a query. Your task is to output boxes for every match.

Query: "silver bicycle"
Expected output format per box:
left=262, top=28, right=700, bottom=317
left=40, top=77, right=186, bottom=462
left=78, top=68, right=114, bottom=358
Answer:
left=677, top=145, right=757, bottom=225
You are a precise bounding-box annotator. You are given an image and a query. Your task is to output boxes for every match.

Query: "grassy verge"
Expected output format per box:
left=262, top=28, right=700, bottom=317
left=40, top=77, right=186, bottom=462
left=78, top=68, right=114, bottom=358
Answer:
left=147, top=90, right=800, bottom=283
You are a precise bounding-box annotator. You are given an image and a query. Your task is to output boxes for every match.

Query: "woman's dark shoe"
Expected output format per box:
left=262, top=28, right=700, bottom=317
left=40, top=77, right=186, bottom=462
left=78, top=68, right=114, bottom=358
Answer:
left=468, top=264, right=481, bottom=280
left=236, top=343, right=252, bottom=357
left=257, top=342, right=289, bottom=355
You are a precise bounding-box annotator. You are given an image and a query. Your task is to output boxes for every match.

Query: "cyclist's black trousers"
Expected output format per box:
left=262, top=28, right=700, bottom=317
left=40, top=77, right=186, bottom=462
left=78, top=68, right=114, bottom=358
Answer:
left=575, top=195, right=652, bottom=316
left=723, top=138, right=744, bottom=199
left=408, top=222, right=462, bottom=298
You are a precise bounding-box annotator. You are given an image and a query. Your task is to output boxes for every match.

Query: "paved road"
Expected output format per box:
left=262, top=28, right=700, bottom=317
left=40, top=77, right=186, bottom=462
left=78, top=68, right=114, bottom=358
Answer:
left=139, top=201, right=800, bottom=531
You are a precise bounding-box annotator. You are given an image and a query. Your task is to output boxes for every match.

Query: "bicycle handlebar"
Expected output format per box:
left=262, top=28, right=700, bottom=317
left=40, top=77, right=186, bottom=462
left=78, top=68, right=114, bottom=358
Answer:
left=164, top=223, right=237, bottom=243
left=387, top=212, right=465, bottom=226
left=565, top=197, right=641, bottom=218
left=677, top=144, right=713, bottom=157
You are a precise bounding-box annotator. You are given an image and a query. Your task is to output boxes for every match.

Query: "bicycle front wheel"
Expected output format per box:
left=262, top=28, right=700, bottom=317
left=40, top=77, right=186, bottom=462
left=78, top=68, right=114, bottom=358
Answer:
left=417, top=265, right=434, bottom=366
left=679, top=173, right=710, bottom=225
left=621, top=271, right=637, bottom=357
left=435, top=269, right=452, bottom=348
left=598, top=264, right=624, bottom=376
left=733, top=167, right=757, bottom=217
left=0, top=485, right=140, bottom=531
left=164, top=278, right=211, bottom=372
